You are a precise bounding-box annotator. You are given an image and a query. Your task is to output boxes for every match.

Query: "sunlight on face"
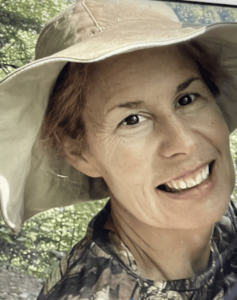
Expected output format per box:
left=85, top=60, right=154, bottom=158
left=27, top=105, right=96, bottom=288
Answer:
left=82, top=46, right=235, bottom=229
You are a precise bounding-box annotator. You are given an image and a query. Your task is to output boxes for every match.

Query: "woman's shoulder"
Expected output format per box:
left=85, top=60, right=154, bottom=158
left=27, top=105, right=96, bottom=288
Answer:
left=37, top=206, right=138, bottom=300
left=214, top=200, right=237, bottom=250
left=37, top=232, right=93, bottom=299
left=213, top=201, right=237, bottom=288
left=37, top=235, right=138, bottom=300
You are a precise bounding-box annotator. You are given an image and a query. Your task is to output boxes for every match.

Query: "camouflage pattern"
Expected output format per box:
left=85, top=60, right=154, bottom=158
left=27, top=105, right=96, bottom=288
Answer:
left=37, top=201, right=237, bottom=300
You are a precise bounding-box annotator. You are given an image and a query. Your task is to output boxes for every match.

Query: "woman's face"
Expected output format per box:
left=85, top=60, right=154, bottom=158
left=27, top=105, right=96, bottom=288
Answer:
left=79, top=46, right=235, bottom=229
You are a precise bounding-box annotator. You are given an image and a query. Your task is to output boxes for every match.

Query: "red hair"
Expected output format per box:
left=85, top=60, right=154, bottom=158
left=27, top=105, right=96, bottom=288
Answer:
left=40, top=62, right=88, bottom=156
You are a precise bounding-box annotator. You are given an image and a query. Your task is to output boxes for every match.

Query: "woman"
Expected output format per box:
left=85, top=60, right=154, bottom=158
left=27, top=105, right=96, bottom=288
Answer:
left=1, top=0, right=237, bottom=299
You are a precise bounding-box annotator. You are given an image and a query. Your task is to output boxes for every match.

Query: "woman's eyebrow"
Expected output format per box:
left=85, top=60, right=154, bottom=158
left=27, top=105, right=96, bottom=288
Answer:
left=107, top=101, right=143, bottom=114
left=176, top=77, right=202, bottom=93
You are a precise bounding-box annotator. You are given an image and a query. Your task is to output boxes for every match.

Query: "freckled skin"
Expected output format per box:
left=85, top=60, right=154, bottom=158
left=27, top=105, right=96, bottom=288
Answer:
left=72, top=46, right=235, bottom=231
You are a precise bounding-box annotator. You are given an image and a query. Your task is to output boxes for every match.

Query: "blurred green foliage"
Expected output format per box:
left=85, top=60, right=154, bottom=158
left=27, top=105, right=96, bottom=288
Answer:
left=0, top=0, right=74, bottom=79
left=1, top=0, right=237, bottom=280
left=0, top=200, right=107, bottom=278
left=167, top=2, right=237, bottom=24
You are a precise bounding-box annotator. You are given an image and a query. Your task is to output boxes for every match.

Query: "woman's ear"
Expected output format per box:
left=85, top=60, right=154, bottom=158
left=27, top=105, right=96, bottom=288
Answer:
left=62, top=138, right=102, bottom=178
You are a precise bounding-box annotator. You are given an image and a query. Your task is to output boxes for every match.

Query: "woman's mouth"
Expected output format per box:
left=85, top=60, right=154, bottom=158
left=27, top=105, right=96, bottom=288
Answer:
left=157, top=162, right=214, bottom=193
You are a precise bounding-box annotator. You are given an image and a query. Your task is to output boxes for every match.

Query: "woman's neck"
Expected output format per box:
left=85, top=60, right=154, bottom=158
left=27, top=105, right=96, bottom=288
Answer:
left=108, top=204, right=213, bottom=282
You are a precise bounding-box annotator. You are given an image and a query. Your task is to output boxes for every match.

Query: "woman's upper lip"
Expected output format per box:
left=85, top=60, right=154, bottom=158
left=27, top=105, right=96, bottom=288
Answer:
left=157, top=161, right=213, bottom=187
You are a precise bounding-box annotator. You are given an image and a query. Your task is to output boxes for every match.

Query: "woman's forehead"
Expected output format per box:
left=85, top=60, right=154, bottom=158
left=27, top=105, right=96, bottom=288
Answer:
left=86, top=45, right=200, bottom=103
left=89, top=45, right=192, bottom=74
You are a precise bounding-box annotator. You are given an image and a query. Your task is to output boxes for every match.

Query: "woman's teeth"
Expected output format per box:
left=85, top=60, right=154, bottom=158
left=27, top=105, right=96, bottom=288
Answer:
left=162, top=165, right=210, bottom=193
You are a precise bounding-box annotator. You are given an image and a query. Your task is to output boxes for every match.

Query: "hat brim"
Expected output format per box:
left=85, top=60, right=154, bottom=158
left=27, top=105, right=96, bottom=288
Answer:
left=1, top=20, right=237, bottom=232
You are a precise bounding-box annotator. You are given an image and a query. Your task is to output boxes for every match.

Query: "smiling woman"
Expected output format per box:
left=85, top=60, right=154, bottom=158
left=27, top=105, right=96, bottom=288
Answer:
left=1, top=0, right=237, bottom=299
left=74, top=46, right=234, bottom=231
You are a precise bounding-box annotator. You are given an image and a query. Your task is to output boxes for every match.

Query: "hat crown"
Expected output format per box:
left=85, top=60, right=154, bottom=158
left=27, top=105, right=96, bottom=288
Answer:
left=35, top=0, right=178, bottom=59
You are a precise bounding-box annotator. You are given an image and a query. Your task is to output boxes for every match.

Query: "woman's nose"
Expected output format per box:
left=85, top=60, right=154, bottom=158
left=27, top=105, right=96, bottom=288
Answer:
left=157, top=115, right=197, bottom=159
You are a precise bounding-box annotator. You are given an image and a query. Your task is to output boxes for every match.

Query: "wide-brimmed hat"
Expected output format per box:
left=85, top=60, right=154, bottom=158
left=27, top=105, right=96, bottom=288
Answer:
left=1, top=0, right=237, bottom=232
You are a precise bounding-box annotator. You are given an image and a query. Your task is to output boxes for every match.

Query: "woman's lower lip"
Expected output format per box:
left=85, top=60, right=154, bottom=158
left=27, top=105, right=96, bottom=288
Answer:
left=156, top=162, right=216, bottom=201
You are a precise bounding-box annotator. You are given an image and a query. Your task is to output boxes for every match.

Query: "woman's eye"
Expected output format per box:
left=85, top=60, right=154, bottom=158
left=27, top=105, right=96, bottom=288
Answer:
left=177, top=94, right=196, bottom=107
left=120, top=115, right=146, bottom=126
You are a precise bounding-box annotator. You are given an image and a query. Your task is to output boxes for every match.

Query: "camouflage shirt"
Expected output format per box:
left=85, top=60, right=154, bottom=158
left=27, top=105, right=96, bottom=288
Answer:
left=37, top=201, right=237, bottom=300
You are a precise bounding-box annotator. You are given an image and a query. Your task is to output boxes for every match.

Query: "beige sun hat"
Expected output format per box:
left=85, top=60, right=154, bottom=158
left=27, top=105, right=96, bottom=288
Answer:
left=1, top=0, right=237, bottom=232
